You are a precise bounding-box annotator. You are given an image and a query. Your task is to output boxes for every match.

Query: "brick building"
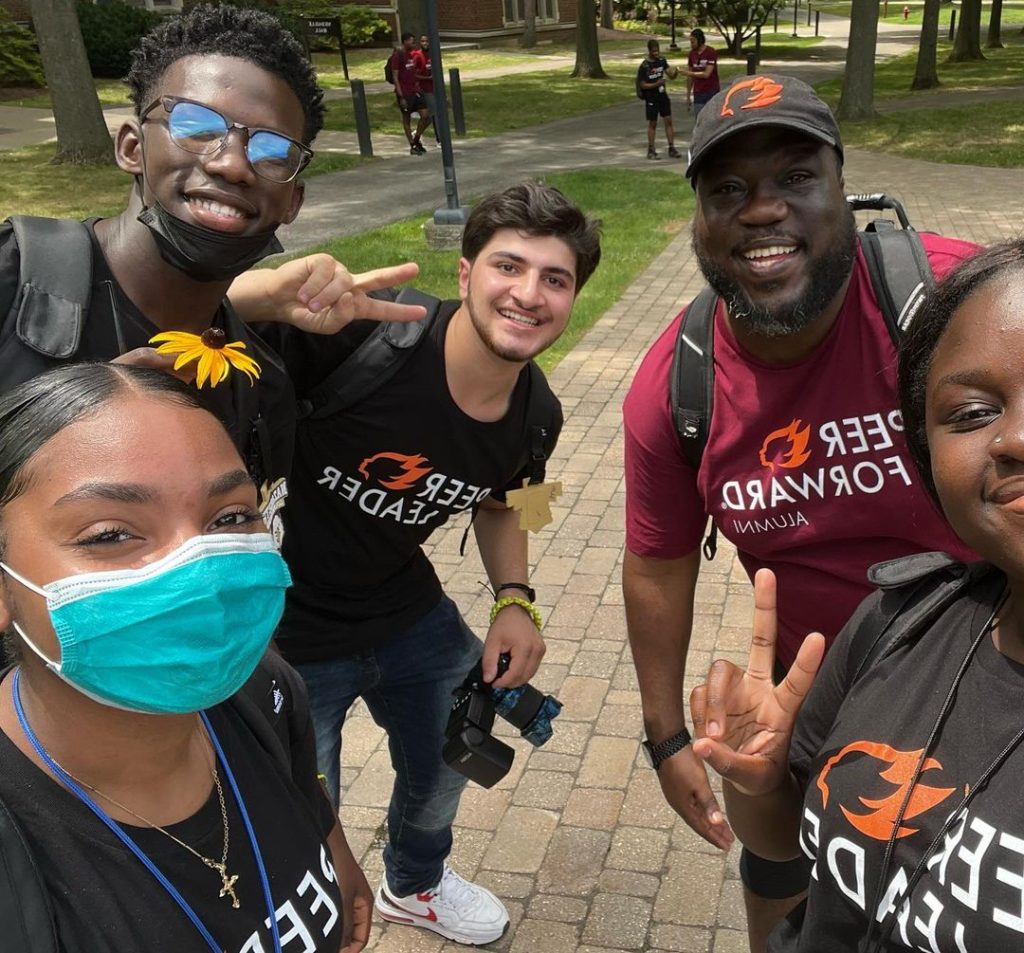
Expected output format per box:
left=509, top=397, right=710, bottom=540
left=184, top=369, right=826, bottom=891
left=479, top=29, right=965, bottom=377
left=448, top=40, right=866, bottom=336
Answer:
left=352, top=0, right=579, bottom=45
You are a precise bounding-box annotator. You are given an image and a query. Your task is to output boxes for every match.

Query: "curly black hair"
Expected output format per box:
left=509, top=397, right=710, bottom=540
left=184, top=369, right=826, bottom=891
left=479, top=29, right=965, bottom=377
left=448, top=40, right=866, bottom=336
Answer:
left=125, top=4, right=324, bottom=144
left=898, top=238, right=1024, bottom=502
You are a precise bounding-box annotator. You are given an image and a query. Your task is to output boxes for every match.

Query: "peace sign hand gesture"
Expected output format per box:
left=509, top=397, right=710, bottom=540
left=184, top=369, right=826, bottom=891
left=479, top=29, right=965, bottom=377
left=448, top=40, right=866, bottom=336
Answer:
left=689, top=569, right=826, bottom=798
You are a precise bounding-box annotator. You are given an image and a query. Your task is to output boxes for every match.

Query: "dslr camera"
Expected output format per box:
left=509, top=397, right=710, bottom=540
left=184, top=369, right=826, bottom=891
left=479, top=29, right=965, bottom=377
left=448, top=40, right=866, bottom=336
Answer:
left=443, top=653, right=562, bottom=788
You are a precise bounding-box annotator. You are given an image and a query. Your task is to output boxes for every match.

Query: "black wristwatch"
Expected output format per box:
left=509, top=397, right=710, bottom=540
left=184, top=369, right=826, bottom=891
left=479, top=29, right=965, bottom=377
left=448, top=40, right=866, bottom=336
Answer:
left=641, top=727, right=692, bottom=771
left=495, top=582, right=536, bottom=603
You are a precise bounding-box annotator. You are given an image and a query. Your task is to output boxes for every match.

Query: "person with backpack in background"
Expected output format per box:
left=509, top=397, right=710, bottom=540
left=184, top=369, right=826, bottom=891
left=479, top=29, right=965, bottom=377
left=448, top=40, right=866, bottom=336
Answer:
left=636, top=39, right=681, bottom=160
left=258, top=183, right=601, bottom=946
left=685, top=28, right=720, bottom=116
left=388, top=32, right=432, bottom=156
left=690, top=238, right=1024, bottom=952
left=0, top=363, right=369, bottom=953
left=621, top=75, right=980, bottom=952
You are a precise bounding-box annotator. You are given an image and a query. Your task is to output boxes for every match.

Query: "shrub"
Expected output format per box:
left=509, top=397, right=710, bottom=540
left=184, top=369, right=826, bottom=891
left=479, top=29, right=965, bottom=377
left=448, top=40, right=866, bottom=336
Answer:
left=76, top=0, right=161, bottom=79
left=0, top=9, right=44, bottom=88
left=339, top=4, right=389, bottom=47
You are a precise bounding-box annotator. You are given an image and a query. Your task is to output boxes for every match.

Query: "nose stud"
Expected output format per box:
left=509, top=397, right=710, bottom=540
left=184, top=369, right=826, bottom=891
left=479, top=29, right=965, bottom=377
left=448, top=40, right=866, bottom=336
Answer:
left=994, top=435, right=1004, bottom=445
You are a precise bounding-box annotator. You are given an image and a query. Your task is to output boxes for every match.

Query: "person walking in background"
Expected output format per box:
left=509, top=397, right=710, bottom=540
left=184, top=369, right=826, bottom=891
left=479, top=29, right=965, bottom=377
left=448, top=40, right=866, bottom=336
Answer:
left=686, top=29, right=720, bottom=117
left=389, top=32, right=431, bottom=156
left=413, top=34, right=439, bottom=143
left=636, top=39, right=681, bottom=160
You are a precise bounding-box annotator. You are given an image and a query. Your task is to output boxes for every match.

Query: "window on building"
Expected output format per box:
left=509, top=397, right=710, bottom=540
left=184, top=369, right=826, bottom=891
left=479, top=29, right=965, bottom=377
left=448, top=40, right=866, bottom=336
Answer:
left=503, top=0, right=559, bottom=24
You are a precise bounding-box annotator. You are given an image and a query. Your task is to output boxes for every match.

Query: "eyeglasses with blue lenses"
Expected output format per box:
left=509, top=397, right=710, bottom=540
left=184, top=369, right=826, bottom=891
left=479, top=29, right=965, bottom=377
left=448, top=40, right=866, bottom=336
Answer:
left=140, top=96, right=313, bottom=184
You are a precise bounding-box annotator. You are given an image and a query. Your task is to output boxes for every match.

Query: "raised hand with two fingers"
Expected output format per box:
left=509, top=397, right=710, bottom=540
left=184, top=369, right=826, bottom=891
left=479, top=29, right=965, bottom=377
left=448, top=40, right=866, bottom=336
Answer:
left=689, top=568, right=826, bottom=799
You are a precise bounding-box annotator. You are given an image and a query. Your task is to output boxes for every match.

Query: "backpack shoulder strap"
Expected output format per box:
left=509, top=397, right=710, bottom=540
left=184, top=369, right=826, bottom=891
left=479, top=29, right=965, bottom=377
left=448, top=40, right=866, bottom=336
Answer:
left=858, top=225, right=934, bottom=342
left=6, top=216, right=91, bottom=359
left=846, top=552, right=984, bottom=687
left=299, top=288, right=443, bottom=421
left=670, top=286, right=719, bottom=559
left=0, top=794, right=59, bottom=953
left=523, top=361, right=558, bottom=486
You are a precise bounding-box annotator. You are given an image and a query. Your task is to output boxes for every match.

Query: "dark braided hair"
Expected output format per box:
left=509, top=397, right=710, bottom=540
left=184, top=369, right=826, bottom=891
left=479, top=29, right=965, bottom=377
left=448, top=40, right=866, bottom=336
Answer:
left=125, top=4, right=324, bottom=144
left=898, top=239, right=1024, bottom=502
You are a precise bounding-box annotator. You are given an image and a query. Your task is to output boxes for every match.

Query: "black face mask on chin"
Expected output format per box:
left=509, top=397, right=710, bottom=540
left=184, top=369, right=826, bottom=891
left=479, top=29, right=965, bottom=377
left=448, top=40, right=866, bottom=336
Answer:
left=137, top=197, right=284, bottom=283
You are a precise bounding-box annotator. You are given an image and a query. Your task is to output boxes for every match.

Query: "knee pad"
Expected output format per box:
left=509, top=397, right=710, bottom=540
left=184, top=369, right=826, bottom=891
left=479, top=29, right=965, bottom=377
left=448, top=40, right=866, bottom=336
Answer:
left=739, top=847, right=813, bottom=900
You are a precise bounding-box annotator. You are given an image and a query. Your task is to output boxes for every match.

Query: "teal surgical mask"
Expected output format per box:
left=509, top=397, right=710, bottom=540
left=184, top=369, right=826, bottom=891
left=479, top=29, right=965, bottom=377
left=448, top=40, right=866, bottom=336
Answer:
left=1, top=533, right=291, bottom=714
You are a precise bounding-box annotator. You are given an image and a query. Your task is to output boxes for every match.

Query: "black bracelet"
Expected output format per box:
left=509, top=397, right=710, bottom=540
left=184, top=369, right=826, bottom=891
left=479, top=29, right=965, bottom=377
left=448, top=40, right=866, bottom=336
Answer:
left=495, top=582, right=536, bottom=603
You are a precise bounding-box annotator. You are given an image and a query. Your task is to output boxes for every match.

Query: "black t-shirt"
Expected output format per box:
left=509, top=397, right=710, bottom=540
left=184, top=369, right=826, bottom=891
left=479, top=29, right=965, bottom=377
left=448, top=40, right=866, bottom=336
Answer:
left=263, top=304, right=562, bottom=661
left=0, top=219, right=296, bottom=534
left=637, top=57, right=670, bottom=98
left=0, top=657, right=342, bottom=952
left=774, top=567, right=1024, bottom=952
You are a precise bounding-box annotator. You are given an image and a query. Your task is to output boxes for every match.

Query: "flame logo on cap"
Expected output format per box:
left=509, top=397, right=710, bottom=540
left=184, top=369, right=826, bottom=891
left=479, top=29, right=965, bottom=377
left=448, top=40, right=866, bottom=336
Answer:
left=721, top=76, right=785, bottom=117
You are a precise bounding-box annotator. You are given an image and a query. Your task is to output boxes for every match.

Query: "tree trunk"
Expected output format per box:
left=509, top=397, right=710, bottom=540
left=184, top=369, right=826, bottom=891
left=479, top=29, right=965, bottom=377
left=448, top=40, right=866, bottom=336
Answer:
left=600, top=0, right=614, bottom=29
left=520, top=0, right=537, bottom=47
left=571, top=0, right=608, bottom=77
left=949, top=0, right=985, bottom=59
left=910, top=0, right=941, bottom=89
left=986, top=0, right=1004, bottom=48
left=836, top=0, right=879, bottom=120
left=29, top=0, right=113, bottom=164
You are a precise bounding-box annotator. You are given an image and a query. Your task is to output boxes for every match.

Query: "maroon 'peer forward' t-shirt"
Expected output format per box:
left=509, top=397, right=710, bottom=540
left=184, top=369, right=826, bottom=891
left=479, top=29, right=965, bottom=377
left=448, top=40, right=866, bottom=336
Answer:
left=623, top=233, right=980, bottom=666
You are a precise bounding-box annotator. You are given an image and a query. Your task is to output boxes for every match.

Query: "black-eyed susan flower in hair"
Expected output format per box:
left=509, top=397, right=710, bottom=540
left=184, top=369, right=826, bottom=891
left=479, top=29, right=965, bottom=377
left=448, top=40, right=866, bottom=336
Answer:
left=149, top=328, right=261, bottom=389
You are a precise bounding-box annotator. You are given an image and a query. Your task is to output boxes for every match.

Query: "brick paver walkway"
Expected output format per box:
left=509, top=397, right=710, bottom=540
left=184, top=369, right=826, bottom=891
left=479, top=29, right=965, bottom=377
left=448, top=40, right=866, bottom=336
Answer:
left=337, top=152, right=1021, bottom=953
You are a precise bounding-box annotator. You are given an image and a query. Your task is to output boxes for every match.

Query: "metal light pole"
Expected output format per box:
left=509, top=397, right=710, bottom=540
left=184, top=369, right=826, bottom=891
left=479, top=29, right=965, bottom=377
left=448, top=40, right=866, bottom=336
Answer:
left=425, top=0, right=468, bottom=228
left=669, top=0, right=679, bottom=50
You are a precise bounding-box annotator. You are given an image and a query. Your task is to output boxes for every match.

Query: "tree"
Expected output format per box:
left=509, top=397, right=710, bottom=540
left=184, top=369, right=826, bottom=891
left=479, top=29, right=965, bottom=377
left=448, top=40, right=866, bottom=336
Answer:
left=986, top=0, right=1004, bottom=48
left=520, top=0, right=537, bottom=47
left=910, top=0, right=941, bottom=89
left=601, top=0, right=614, bottom=28
left=29, top=0, right=112, bottom=164
left=948, top=0, right=984, bottom=60
left=694, top=0, right=785, bottom=56
left=836, top=0, right=879, bottom=120
left=571, top=0, right=607, bottom=77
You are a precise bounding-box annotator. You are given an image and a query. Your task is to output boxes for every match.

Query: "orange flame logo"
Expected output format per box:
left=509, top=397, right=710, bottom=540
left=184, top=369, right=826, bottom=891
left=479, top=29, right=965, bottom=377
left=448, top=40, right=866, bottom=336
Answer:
left=758, top=419, right=811, bottom=471
left=817, top=741, right=955, bottom=841
left=720, top=76, right=785, bottom=117
left=358, top=451, right=433, bottom=491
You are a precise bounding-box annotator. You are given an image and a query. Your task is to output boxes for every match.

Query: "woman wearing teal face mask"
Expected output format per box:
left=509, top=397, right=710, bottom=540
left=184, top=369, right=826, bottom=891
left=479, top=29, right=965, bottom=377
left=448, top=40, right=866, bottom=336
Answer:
left=0, top=363, right=372, bottom=953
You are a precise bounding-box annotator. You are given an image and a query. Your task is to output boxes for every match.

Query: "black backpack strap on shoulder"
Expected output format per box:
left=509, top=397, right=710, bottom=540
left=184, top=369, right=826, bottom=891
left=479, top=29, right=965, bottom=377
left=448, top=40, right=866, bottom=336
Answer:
left=6, top=216, right=91, bottom=359
left=524, top=362, right=554, bottom=487
left=846, top=552, right=977, bottom=687
left=848, top=194, right=934, bottom=341
left=299, top=287, right=442, bottom=421
left=670, top=285, right=720, bottom=559
left=0, top=794, right=59, bottom=953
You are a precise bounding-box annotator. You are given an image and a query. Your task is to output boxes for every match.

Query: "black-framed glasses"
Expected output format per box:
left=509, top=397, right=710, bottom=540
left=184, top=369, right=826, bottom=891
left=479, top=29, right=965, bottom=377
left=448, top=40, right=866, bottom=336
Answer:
left=140, top=95, right=313, bottom=184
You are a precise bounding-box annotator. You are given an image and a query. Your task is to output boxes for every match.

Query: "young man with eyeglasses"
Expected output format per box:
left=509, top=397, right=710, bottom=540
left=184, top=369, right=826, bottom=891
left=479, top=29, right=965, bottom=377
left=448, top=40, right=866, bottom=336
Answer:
left=0, top=4, right=416, bottom=546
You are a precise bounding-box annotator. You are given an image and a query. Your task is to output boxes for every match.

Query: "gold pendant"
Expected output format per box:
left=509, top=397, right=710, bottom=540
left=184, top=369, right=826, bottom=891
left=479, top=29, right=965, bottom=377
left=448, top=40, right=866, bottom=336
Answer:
left=209, top=861, right=241, bottom=909
left=505, top=478, right=563, bottom=532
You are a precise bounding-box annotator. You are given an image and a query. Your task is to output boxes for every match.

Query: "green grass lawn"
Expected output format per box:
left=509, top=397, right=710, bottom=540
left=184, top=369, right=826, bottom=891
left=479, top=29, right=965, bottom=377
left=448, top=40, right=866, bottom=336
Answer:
left=817, top=35, right=1024, bottom=101
left=840, top=98, right=1024, bottom=167
left=274, top=168, right=693, bottom=372
left=813, top=0, right=1024, bottom=26
left=0, top=144, right=366, bottom=220
left=2, top=78, right=131, bottom=109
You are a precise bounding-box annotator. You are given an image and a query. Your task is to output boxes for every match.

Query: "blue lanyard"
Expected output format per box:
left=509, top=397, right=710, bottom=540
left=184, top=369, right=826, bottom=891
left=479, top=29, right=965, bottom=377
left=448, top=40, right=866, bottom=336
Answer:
left=12, top=669, right=284, bottom=953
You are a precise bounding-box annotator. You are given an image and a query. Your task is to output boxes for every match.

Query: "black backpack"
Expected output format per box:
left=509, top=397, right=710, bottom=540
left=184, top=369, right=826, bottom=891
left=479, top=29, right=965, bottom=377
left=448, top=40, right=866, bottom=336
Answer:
left=635, top=62, right=646, bottom=98
left=384, top=48, right=401, bottom=84
left=0, top=656, right=305, bottom=953
left=671, top=194, right=935, bottom=559
left=295, top=288, right=558, bottom=493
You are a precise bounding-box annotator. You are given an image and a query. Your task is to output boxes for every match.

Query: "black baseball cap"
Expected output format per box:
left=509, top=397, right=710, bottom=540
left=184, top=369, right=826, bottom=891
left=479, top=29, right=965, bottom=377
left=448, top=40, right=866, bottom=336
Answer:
left=685, top=74, right=843, bottom=182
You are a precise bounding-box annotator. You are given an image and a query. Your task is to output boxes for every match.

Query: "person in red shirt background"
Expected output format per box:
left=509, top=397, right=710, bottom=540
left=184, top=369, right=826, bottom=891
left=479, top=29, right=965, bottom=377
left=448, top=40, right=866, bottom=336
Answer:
left=389, top=32, right=432, bottom=155
left=686, top=28, right=720, bottom=116
left=412, top=35, right=439, bottom=143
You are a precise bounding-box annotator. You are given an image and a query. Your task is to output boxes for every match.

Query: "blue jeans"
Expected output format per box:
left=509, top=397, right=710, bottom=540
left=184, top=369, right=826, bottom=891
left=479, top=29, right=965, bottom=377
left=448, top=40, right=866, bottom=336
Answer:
left=692, top=91, right=715, bottom=116
left=294, top=596, right=483, bottom=895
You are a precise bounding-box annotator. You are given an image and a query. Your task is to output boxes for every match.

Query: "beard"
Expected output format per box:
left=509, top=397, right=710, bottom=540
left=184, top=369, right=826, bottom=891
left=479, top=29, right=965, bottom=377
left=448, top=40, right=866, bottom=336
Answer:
left=465, top=287, right=532, bottom=363
left=692, top=209, right=858, bottom=338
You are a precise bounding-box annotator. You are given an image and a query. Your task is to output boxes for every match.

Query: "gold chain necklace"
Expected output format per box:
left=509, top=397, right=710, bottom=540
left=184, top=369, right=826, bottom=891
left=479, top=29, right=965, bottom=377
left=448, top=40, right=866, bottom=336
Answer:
left=58, top=755, right=241, bottom=909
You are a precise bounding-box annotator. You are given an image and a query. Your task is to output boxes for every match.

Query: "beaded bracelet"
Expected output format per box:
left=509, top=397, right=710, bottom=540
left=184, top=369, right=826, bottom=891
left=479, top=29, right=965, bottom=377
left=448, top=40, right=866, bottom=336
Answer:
left=489, top=595, right=543, bottom=631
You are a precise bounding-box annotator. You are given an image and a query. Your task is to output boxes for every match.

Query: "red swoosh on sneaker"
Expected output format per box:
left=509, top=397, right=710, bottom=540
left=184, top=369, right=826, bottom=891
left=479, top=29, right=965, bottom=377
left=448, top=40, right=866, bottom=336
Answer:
left=393, top=898, right=439, bottom=923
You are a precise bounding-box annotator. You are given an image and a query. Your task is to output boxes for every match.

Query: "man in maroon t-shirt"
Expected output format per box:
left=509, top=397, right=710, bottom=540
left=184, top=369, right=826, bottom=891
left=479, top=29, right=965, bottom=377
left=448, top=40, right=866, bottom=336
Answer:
left=412, top=35, right=439, bottom=143
left=685, top=28, right=720, bottom=116
left=390, top=31, right=432, bottom=155
left=622, top=75, right=979, bottom=952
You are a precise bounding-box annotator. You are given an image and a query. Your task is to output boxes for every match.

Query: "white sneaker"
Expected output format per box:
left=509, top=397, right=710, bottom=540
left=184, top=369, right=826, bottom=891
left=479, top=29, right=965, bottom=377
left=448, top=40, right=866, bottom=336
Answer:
left=374, top=864, right=510, bottom=945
